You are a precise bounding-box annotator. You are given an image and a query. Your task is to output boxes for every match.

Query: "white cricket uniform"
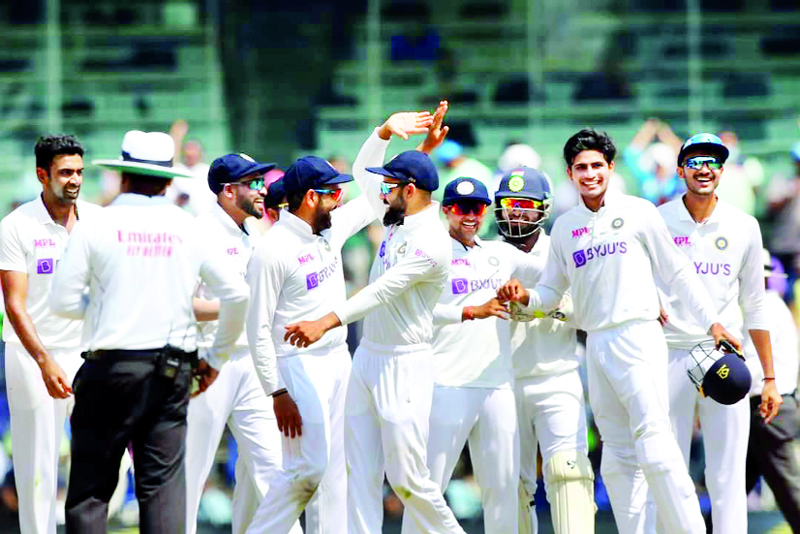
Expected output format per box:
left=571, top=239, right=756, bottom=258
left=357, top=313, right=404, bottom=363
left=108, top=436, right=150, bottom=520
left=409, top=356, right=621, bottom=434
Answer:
left=656, top=197, right=768, bottom=534
left=522, top=191, right=720, bottom=534
left=335, top=129, right=465, bottom=534
left=185, top=204, right=302, bottom=534
left=744, top=290, right=798, bottom=397
left=400, top=237, right=544, bottom=534
left=0, top=196, right=100, bottom=534
left=509, top=233, right=589, bottom=521
left=245, top=193, right=375, bottom=534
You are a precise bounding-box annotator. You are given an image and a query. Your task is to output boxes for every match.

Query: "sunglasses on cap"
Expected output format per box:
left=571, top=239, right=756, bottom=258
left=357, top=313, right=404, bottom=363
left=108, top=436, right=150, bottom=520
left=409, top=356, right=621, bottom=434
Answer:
left=447, top=202, right=487, bottom=216
left=499, top=198, right=544, bottom=211
left=684, top=156, right=723, bottom=171
left=311, top=188, right=344, bottom=203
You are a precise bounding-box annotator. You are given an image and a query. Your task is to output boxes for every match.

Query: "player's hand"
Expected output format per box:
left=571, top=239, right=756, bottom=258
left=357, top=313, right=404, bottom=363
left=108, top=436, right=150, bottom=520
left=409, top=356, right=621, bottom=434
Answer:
left=709, top=323, right=742, bottom=353
left=377, top=111, right=434, bottom=141
left=658, top=308, right=668, bottom=326
left=191, top=359, right=219, bottom=397
left=472, top=298, right=509, bottom=320
left=760, top=379, right=782, bottom=424
left=417, top=100, right=450, bottom=154
left=38, top=356, right=72, bottom=399
left=285, top=320, right=327, bottom=348
left=273, top=393, right=303, bottom=438
left=497, top=279, right=530, bottom=305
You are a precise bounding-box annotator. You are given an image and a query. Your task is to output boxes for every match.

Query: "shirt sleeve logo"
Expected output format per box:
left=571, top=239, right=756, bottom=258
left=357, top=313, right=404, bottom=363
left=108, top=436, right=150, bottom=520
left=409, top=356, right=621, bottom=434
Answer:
left=573, top=250, right=587, bottom=268
left=451, top=278, right=469, bottom=294
left=37, top=258, right=54, bottom=274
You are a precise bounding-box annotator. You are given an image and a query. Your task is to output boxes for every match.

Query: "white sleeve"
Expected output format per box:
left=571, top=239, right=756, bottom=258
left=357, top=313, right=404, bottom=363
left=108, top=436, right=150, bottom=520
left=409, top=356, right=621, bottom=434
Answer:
left=198, top=249, right=249, bottom=364
left=740, top=219, right=769, bottom=331
left=329, top=194, right=378, bottom=249
left=245, top=247, right=285, bottom=396
left=49, top=222, right=92, bottom=319
left=526, top=234, right=569, bottom=312
left=333, top=243, right=444, bottom=326
left=433, top=303, right=463, bottom=325
left=352, top=128, right=390, bottom=220
left=645, top=206, right=719, bottom=331
left=0, top=217, right=27, bottom=272
left=508, top=245, right=545, bottom=285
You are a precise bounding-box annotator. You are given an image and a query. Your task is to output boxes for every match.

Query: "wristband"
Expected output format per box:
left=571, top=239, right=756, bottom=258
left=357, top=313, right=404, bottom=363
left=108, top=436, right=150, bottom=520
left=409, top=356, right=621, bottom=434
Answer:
left=763, top=377, right=775, bottom=382
left=272, top=388, right=288, bottom=397
left=464, top=306, right=474, bottom=321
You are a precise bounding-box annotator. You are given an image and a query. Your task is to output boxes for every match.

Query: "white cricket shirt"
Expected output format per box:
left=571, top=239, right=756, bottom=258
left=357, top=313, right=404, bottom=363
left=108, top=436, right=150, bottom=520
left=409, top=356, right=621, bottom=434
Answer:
left=657, top=197, right=768, bottom=349
left=195, top=203, right=257, bottom=354
left=0, top=195, right=101, bottom=349
left=246, top=196, right=375, bottom=395
left=331, top=128, right=452, bottom=346
left=49, top=193, right=248, bottom=363
left=431, top=237, right=544, bottom=389
left=744, top=290, right=798, bottom=396
left=524, top=191, right=720, bottom=333
left=506, top=233, right=581, bottom=379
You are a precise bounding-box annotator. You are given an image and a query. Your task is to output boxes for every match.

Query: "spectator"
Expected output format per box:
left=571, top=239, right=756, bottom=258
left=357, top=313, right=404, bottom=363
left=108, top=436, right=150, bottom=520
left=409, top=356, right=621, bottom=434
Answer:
left=623, top=119, right=684, bottom=205
left=714, top=131, right=766, bottom=216
left=166, top=120, right=216, bottom=215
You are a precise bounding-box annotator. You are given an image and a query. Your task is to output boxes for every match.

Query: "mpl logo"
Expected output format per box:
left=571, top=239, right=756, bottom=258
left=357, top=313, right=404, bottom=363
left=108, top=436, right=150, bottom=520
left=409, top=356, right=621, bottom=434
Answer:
left=37, top=258, right=54, bottom=274
left=572, top=227, right=589, bottom=239
left=674, top=236, right=691, bottom=247
left=451, top=278, right=469, bottom=295
left=306, top=273, right=319, bottom=290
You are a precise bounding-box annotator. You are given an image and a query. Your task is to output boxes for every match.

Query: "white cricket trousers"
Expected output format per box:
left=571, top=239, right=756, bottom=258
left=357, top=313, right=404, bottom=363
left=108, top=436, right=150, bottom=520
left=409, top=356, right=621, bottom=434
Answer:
left=586, top=321, right=705, bottom=534
left=185, top=348, right=303, bottom=534
left=5, top=342, right=82, bottom=534
left=660, top=347, right=749, bottom=534
left=516, top=370, right=589, bottom=503
left=245, top=348, right=351, bottom=534
left=346, top=340, right=467, bottom=534
left=401, top=385, right=520, bottom=534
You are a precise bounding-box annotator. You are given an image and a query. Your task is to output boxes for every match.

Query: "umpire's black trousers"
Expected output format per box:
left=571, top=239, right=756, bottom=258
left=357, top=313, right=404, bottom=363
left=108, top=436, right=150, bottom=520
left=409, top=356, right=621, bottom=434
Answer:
left=746, top=393, right=800, bottom=531
left=65, top=350, right=192, bottom=534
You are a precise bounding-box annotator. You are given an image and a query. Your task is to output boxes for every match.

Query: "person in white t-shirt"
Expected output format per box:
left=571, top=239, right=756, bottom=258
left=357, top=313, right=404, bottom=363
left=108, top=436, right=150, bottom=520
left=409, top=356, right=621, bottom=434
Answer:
left=498, top=129, right=740, bottom=534
left=0, top=134, right=102, bottom=534
left=654, top=133, right=780, bottom=534
left=400, top=176, right=544, bottom=534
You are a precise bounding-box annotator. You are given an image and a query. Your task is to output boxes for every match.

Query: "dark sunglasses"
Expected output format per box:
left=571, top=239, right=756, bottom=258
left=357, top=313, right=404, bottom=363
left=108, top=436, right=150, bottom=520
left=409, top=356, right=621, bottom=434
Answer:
left=448, top=202, right=488, bottom=216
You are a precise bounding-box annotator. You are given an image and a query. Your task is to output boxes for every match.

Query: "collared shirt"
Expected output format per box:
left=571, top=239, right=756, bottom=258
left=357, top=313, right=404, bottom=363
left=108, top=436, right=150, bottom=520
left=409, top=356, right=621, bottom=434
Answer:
left=49, top=193, right=248, bottom=361
left=505, top=233, right=581, bottom=379
left=331, top=129, right=451, bottom=346
left=0, top=195, right=101, bottom=349
left=525, top=191, right=719, bottom=332
left=246, top=195, right=375, bottom=395
left=431, top=237, right=543, bottom=389
left=744, top=290, right=798, bottom=396
left=657, top=196, right=768, bottom=349
left=196, top=203, right=256, bottom=353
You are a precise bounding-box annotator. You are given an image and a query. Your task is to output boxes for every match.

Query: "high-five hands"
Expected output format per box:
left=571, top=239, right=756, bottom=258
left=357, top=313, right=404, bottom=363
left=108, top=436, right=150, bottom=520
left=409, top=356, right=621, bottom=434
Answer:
left=417, top=100, right=450, bottom=154
left=378, top=111, right=435, bottom=141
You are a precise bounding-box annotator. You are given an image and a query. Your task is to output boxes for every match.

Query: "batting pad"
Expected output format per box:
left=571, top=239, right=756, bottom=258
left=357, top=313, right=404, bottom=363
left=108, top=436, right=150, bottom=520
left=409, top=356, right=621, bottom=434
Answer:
left=544, top=449, right=596, bottom=534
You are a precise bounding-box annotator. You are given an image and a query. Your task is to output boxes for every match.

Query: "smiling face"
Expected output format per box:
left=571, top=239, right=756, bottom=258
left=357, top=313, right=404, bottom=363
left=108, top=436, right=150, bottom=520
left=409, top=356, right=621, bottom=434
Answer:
left=381, top=178, right=408, bottom=226
left=444, top=200, right=487, bottom=245
left=567, top=150, right=614, bottom=207
left=40, top=154, right=84, bottom=205
left=231, top=172, right=267, bottom=219
left=678, top=148, right=724, bottom=198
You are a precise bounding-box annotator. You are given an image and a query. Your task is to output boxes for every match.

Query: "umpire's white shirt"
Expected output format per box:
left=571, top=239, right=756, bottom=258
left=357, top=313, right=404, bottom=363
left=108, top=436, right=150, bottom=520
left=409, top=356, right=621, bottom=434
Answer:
left=657, top=197, right=768, bottom=349
left=524, top=191, right=719, bottom=332
left=246, top=196, right=375, bottom=395
left=49, top=193, right=248, bottom=361
left=195, top=203, right=256, bottom=354
left=0, top=196, right=101, bottom=349
left=508, top=233, right=580, bottom=378
left=432, top=237, right=543, bottom=389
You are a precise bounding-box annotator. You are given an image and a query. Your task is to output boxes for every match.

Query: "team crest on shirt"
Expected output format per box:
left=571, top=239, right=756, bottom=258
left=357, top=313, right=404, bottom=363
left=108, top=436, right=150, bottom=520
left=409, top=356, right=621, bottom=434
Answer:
left=715, top=236, right=728, bottom=251
left=323, top=240, right=331, bottom=252
left=611, top=217, right=624, bottom=230
left=398, top=243, right=407, bottom=254
left=488, top=256, right=500, bottom=266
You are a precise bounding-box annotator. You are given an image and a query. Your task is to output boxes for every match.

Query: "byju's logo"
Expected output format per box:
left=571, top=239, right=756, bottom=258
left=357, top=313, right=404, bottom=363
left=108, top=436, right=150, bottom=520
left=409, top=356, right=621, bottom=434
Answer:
left=451, top=278, right=469, bottom=295
left=306, top=273, right=319, bottom=290
left=573, top=250, right=587, bottom=268
left=37, top=258, right=54, bottom=274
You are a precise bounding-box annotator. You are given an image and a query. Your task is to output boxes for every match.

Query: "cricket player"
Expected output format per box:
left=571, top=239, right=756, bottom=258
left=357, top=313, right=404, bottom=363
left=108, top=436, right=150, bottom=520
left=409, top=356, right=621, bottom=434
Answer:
left=654, top=134, right=781, bottom=534
left=400, top=176, right=545, bottom=534
left=185, top=154, right=303, bottom=534
left=0, top=135, right=101, bottom=534
left=498, top=129, right=740, bottom=534
left=283, top=106, right=467, bottom=534
left=493, top=167, right=595, bottom=534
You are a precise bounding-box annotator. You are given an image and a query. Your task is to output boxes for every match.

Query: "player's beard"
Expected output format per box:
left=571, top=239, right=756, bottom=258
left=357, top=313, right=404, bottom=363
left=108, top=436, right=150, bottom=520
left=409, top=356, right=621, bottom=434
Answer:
left=313, top=203, right=333, bottom=234
left=236, top=193, right=264, bottom=219
left=383, top=195, right=406, bottom=226
left=49, top=177, right=80, bottom=205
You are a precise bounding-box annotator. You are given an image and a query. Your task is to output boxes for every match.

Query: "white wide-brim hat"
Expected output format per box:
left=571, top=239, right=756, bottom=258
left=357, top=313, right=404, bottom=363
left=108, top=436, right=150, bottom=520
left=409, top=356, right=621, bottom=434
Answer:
left=93, top=130, right=196, bottom=179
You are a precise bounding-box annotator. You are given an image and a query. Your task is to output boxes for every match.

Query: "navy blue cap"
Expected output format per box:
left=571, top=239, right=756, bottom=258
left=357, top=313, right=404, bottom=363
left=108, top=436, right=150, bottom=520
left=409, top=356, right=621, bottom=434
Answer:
left=264, top=178, right=286, bottom=209
left=283, top=156, right=353, bottom=195
left=703, top=353, right=752, bottom=405
left=678, top=133, right=730, bottom=166
left=208, top=153, right=276, bottom=194
left=495, top=167, right=552, bottom=202
left=443, top=177, right=491, bottom=205
left=366, top=150, right=439, bottom=192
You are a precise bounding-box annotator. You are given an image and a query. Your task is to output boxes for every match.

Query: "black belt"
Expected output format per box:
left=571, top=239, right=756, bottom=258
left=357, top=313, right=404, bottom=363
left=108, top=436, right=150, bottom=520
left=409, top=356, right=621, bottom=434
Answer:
left=82, top=346, right=197, bottom=363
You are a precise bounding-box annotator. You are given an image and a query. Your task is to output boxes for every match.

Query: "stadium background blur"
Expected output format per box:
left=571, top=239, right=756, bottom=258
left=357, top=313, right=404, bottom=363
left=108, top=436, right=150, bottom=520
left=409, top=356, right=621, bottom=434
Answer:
left=0, top=0, right=798, bottom=531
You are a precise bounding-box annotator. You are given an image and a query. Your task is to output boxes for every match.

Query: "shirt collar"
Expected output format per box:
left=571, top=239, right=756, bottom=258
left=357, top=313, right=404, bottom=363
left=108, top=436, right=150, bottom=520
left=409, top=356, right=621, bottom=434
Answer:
left=401, top=201, right=441, bottom=231
left=276, top=209, right=316, bottom=239
left=677, top=194, right=722, bottom=224
left=110, top=193, right=174, bottom=207
left=211, top=202, right=247, bottom=236
left=577, top=189, right=620, bottom=214
left=33, top=194, right=83, bottom=226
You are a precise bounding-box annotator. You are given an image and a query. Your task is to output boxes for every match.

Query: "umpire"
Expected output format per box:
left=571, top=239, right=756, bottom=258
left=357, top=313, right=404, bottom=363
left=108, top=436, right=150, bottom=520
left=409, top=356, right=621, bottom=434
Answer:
left=49, top=130, right=249, bottom=534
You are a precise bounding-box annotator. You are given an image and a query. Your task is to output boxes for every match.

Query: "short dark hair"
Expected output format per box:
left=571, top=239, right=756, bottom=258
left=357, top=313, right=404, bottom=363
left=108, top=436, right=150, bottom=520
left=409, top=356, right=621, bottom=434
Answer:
left=287, top=189, right=307, bottom=213
left=563, top=129, right=617, bottom=167
left=35, top=135, right=84, bottom=171
left=120, top=172, right=170, bottom=197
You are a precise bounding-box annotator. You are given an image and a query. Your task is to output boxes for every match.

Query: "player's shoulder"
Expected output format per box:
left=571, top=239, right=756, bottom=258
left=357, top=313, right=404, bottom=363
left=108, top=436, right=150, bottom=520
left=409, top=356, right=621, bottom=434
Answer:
left=621, top=193, right=659, bottom=214
left=2, top=197, right=42, bottom=225
left=76, top=199, right=103, bottom=216
left=715, top=199, right=759, bottom=229
left=656, top=197, right=681, bottom=216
